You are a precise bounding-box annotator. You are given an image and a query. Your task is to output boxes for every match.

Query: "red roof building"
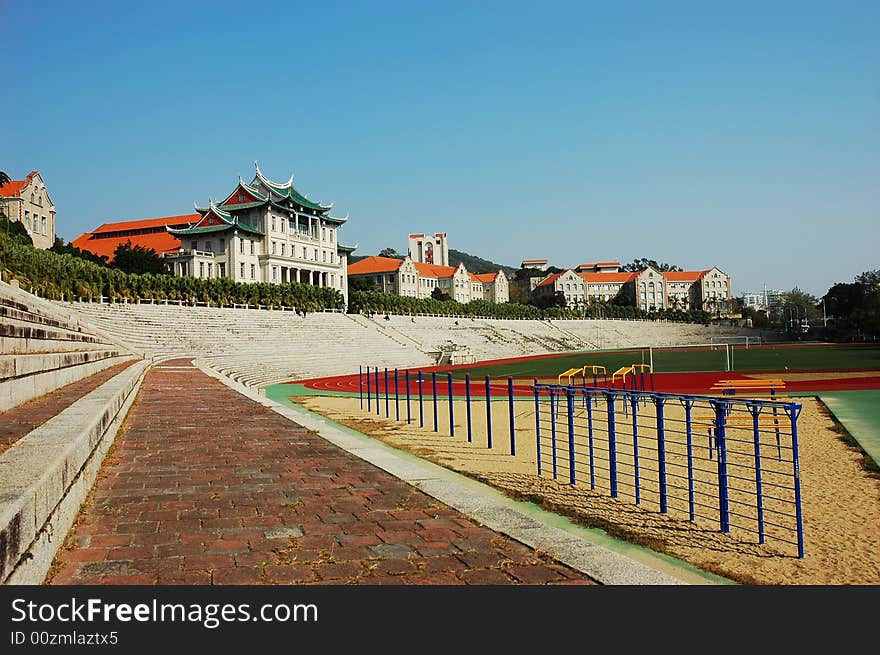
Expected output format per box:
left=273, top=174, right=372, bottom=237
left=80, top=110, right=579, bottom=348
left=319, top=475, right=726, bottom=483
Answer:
left=0, top=171, right=56, bottom=249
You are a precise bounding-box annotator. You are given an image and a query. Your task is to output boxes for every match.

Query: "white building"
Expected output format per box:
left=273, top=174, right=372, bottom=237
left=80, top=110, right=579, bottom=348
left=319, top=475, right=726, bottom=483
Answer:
left=0, top=171, right=56, bottom=249
left=408, top=232, right=449, bottom=267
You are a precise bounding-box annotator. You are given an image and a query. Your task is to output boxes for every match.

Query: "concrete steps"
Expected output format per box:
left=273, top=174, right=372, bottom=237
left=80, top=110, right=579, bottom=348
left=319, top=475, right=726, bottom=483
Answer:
left=0, top=359, right=149, bottom=583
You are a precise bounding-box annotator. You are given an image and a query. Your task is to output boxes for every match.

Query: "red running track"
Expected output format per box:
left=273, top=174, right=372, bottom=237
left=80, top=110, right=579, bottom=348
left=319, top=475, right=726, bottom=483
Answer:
left=290, top=369, right=880, bottom=397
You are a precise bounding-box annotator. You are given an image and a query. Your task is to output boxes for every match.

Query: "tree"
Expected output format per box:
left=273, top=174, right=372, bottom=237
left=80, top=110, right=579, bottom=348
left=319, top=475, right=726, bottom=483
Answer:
left=622, top=258, right=682, bottom=272
left=431, top=287, right=451, bottom=301
left=378, top=247, right=401, bottom=258
left=779, top=287, right=822, bottom=332
left=0, top=171, right=10, bottom=187
left=0, top=215, right=33, bottom=246
left=112, top=241, right=166, bottom=275
left=348, top=276, right=380, bottom=293
left=50, top=237, right=109, bottom=266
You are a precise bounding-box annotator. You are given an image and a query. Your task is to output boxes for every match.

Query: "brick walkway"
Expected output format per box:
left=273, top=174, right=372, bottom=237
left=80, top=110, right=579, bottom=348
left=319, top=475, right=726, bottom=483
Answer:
left=48, top=360, right=596, bottom=585
left=0, top=359, right=138, bottom=456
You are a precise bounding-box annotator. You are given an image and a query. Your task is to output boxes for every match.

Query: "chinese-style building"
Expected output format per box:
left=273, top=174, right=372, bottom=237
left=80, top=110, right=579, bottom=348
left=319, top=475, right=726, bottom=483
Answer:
left=71, top=164, right=356, bottom=305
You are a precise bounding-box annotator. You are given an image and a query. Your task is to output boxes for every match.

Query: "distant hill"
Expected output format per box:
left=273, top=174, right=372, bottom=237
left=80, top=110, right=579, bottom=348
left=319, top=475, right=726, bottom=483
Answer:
left=349, top=249, right=516, bottom=275
left=448, top=249, right=516, bottom=275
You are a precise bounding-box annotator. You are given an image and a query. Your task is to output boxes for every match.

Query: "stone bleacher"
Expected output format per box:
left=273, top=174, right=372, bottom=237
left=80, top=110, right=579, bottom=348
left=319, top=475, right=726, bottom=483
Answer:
left=61, top=302, right=436, bottom=387
left=58, top=301, right=762, bottom=387
left=0, top=280, right=147, bottom=583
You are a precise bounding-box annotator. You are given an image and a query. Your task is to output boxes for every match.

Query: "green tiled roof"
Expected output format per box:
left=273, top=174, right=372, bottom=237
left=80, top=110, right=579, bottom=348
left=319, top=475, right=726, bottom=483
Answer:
left=169, top=222, right=263, bottom=236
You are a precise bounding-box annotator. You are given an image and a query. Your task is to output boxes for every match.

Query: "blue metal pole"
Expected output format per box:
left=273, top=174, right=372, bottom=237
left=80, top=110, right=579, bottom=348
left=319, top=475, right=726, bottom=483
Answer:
left=447, top=372, right=454, bottom=437
left=384, top=368, right=389, bottom=418
left=406, top=371, right=411, bottom=424
left=508, top=376, right=516, bottom=456
left=366, top=366, right=372, bottom=412
left=631, top=395, right=640, bottom=505
left=655, top=396, right=667, bottom=514
left=549, top=387, right=557, bottom=479
left=432, top=372, right=439, bottom=432
left=788, top=404, right=805, bottom=558
left=485, top=375, right=493, bottom=449
left=606, top=392, right=618, bottom=498
left=567, top=388, right=576, bottom=485
left=418, top=371, right=424, bottom=428
left=359, top=365, right=363, bottom=410
left=534, top=381, right=541, bottom=476
left=713, top=400, right=730, bottom=533
left=683, top=398, right=695, bottom=522
left=395, top=369, right=400, bottom=421
left=466, top=374, right=473, bottom=443
left=586, top=390, right=595, bottom=490
left=750, top=402, right=765, bottom=545
left=375, top=366, right=380, bottom=416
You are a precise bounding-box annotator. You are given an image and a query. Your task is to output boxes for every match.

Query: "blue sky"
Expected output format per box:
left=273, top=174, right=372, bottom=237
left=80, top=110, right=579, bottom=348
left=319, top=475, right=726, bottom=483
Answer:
left=3, top=0, right=877, bottom=297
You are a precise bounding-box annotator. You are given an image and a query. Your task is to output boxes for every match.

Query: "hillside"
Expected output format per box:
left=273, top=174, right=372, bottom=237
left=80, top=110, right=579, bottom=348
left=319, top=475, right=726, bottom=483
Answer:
left=448, top=249, right=516, bottom=275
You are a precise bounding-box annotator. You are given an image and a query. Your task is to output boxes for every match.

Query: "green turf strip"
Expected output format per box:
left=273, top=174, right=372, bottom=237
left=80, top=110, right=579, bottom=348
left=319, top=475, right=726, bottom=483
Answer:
left=446, top=344, right=880, bottom=379
left=817, top=391, right=880, bottom=468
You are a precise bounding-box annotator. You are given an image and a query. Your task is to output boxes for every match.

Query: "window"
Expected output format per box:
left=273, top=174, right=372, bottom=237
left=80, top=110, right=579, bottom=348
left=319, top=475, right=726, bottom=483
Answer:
left=239, top=239, right=244, bottom=254
left=240, top=263, right=245, bottom=278
left=322, top=250, right=327, bottom=263
left=250, top=240, right=255, bottom=255
left=205, top=240, right=212, bottom=252
left=272, top=267, right=277, bottom=282
left=280, top=243, right=285, bottom=256
left=219, top=238, right=225, bottom=252
left=218, top=263, right=225, bottom=278
left=272, top=241, right=277, bottom=255
left=250, top=264, right=255, bottom=279
left=24, top=211, right=29, bottom=229
left=237, top=193, right=244, bottom=202
left=41, top=216, right=47, bottom=234
left=272, top=216, right=276, bottom=231
left=330, top=252, right=334, bottom=264
left=207, top=263, right=213, bottom=277
left=199, top=262, right=205, bottom=277
left=191, top=240, right=197, bottom=250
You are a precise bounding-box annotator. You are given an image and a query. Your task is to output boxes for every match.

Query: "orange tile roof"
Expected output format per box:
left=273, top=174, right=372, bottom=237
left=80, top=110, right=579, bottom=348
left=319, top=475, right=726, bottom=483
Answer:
left=71, top=231, right=183, bottom=260
left=347, top=256, right=405, bottom=275
left=662, top=270, right=708, bottom=282
left=413, top=262, right=457, bottom=278
left=91, top=214, right=199, bottom=233
left=537, top=272, right=564, bottom=287
left=471, top=272, right=498, bottom=283
left=579, top=271, right=638, bottom=284
left=0, top=171, right=40, bottom=198
left=0, top=180, right=27, bottom=198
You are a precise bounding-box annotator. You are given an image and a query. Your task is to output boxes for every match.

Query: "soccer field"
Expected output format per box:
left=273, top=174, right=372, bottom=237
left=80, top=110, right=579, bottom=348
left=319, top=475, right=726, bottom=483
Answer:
left=445, top=343, right=880, bottom=379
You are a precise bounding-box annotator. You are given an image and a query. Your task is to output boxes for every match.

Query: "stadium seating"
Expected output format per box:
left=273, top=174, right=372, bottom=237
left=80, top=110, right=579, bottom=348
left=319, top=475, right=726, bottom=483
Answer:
left=58, top=301, right=761, bottom=386
left=0, top=280, right=146, bottom=583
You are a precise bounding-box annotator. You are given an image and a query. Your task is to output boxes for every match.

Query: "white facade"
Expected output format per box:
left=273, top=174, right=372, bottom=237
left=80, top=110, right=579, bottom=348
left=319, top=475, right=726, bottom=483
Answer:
left=0, top=171, right=56, bottom=249
left=408, top=232, right=449, bottom=267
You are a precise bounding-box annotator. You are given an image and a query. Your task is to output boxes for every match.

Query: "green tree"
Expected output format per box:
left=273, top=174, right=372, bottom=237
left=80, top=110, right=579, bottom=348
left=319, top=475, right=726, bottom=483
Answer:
left=431, top=287, right=451, bottom=301
left=622, top=258, right=683, bottom=272
left=0, top=171, right=10, bottom=187
left=112, top=241, right=166, bottom=275
left=378, top=247, right=402, bottom=258
left=0, top=215, right=33, bottom=246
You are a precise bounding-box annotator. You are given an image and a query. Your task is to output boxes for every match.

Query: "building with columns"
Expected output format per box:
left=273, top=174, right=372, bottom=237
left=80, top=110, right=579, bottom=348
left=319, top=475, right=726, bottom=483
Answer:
left=0, top=171, right=56, bottom=249
left=71, top=164, right=356, bottom=305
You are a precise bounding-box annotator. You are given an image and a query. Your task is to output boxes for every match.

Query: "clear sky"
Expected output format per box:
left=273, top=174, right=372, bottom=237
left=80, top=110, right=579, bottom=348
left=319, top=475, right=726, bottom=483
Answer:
left=3, top=1, right=877, bottom=297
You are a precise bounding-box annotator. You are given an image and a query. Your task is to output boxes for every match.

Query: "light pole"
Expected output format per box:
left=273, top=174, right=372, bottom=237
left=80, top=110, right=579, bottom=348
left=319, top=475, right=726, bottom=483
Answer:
left=821, top=298, right=827, bottom=327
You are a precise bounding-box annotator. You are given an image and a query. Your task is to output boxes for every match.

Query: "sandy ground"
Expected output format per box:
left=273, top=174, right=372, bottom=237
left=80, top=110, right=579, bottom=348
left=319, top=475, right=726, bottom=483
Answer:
left=294, top=393, right=880, bottom=585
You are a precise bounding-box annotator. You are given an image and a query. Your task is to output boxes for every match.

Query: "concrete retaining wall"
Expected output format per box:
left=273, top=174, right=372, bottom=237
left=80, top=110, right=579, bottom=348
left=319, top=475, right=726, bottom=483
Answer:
left=0, top=360, right=149, bottom=584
